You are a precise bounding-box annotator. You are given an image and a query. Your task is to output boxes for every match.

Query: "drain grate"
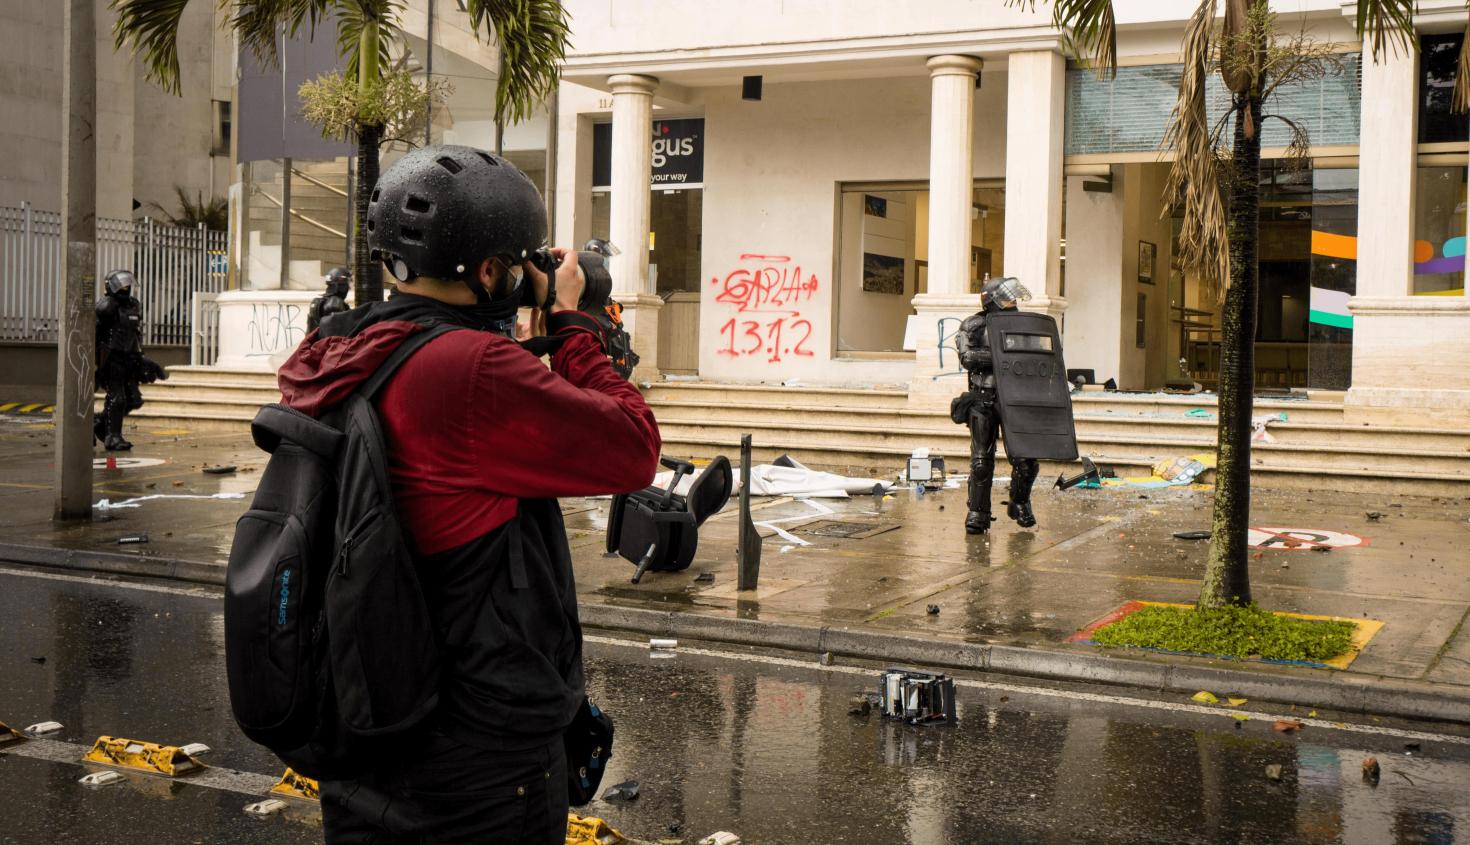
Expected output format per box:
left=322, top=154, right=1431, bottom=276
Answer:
left=798, top=520, right=900, bottom=540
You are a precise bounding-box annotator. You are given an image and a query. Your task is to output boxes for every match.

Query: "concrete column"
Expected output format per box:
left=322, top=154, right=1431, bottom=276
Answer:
left=909, top=55, right=983, bottom=406
left=608, top=73, right=662, bottom=381
left=1003, top=50, right=1068, bottom=321
left=1347, top=45, right=1470, bottom=423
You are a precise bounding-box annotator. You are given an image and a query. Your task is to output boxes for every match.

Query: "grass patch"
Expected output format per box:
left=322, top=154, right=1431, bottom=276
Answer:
left=1091, top=604, right=1356, bottom=663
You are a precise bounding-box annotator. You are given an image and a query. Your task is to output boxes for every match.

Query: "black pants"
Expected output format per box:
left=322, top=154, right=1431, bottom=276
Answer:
left=321, top=733, right=568, bottom=845
left=967, top=395, right=1039, bottom=515
left=97, top=355, right=143, bottom=441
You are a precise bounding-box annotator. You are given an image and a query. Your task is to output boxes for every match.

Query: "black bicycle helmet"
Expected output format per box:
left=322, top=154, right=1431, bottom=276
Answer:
left=366, top=144, right=547, bottom=301
left=104, top=270, right=135, bottom=296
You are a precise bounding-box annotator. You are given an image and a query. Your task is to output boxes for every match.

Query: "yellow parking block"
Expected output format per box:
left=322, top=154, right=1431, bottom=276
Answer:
left=566, top=813, right=627, bottom=845
left=0, top=720, right=23, bottom=744
left=269, top=768, right=320, bottom=801
left=0, top=403, right=18, bottom=412
left=81, top=736, right=203, bottom=776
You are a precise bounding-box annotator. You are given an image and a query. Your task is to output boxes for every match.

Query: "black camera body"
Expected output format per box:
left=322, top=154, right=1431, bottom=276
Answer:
left=521, top=247, right=562, bottom=310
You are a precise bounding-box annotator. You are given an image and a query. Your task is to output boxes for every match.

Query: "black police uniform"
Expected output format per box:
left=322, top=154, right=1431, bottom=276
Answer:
left=94, top=272, right=149, bottom=450
left=308, top=267, right=352, bottom=332
left=955, top=298, right=1040, bottom=534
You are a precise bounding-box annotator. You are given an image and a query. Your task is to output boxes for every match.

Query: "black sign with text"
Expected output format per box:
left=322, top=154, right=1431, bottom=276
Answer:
left=593, top=118, right=704, bottom=189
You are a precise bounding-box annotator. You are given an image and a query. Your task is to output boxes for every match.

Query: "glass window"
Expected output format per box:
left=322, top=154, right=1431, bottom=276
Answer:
left=1307, top=167, right=1359, bottom=390
left=587, top=189, right=703, bottom=295
left=1419, top=34, right=1467, bottom=144
left=1413, top=165, right=1467, bottom=295
left=1003, top=333, right=1053, bottom=352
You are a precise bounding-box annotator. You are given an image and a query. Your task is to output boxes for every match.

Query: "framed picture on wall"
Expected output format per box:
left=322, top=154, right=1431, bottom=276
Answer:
left=968, top=247, right=993, bottom=293
left=864, top=195, right=888, bottom=218
left=1138, top=240, right=1157, bottom=285
left=863, top=252, right=906, bottom=294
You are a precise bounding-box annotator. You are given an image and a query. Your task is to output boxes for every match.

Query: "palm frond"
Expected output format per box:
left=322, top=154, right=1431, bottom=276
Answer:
left=336, top=0, right=400, bottom=83
left=110, top=0, right=194, bottom=94
left=1353, top=0, right=1416, bottom=63
left=1161, top=0, right=1231, bottom=302
left=465, top=0, right=572, bottom=125
left=1262, top=114, right=1311, bottom=171
left=230, top=0, right=336, bottom=72
left=1006, top=0, right=1117, bottom=77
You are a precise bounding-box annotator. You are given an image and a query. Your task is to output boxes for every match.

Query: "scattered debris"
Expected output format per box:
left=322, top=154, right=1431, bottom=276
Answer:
left=117, top=534, right=148, bottom=545
left=1404, top=741, right=1421, bottom=752
left=1365, top=511, right=1386, bottom=521
left=848, top=695, right=872, bottom=716
left=1185, top=408, right=1214, bottom=419
left=1055, top=458, right=1102, bottom=490
left=29, top=656, right=45, bottom=665
left=818, top=652, right=833, bottom=666
left=926, top=605, right=940, bottom=616
left=905, top=449, right=947, bottom=489
left=693, top=572, right=715, bottom=584
left=698, top=834, right=741, bottom=845
left=1265, top=764, right=1283, bottom=781
left=202, top=465, right=236, bottom=475
left=601, top=779, right=640, bottom=802
left=1273, top=719, right=1304, bottom=733
left=1251, top=412, right=1288, bottom=443
left=1173, top=530, right=1211, bottom=541
left=649, top=639, right=677, bottom=650
left=96, top=492, right=246, bottom=509
left=879, top=669, right=957, bottom=725
left=1362, top=756, right=1381, bottom=784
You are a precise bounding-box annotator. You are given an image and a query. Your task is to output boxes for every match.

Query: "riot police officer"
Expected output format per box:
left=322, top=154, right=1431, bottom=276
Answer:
left=952, top=277, right=1077, bottom=534
left=94, top=270, right=166, bottom=451
left=307, top=266, right=351, bottom=332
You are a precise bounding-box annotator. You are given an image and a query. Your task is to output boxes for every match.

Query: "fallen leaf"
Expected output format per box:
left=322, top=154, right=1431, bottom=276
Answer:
left=1231, top=713, right=1250, bottom=722
left=1273, top=719, right=1304, bottom=733
left=1226, top=698, right=1248, bottom=707
left=1191, top=690, right=1219, bottom=704
left=1308, top=710, right=1317, bottom=717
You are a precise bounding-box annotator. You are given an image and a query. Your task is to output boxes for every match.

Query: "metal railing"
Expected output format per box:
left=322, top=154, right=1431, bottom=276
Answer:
left=0, top=202, right=229, bottom=347
left=190, top=291, right=222, bottom=366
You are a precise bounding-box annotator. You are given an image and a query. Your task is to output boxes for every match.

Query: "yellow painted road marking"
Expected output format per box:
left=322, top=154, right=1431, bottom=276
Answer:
left=18, top=404, right=41, bottom=413
left=0, top=403, right=18, bottom=411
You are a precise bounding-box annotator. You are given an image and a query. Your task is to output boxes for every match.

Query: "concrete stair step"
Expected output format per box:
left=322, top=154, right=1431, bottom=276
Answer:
left=644, top=382, right=910, bottom=409
left=159, top=366, right=280, bottom=388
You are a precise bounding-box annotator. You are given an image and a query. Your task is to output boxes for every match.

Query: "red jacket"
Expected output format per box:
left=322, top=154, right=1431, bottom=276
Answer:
left=278, top=303, right=661, bottom=555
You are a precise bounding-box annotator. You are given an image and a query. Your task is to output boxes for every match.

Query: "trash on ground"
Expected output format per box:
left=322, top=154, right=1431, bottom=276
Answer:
left=880, top=669, right=956, bottom=725
left=649, top=639, right=677, bottom=650
left=1055, top=457, right=1102, bottom=490
left=1186, top=408, right=1214, bottom=419
left=1173, top=530, right=1211, bottom=540
left=601, top=779, right=640, bottom=802
left=698, top=833, right=740, bottom=845
left=644, top=456, right=891, bottom=499
left=904, top=448, right=946, bottom=489
left=1265, top=764, right=1283, bottom=781
left=1190, top=690, right=1219, bottom=705
left=117, top=534, right=148, bottom=545
left=1366, top=511, right=1386, bottom=521
left=1251, top=412, right=1288, bottom=443
left=202, top=465, right=237, bottom=474
left=25, top=721, right=63, bottom=734
left=243, top=799, right=290, bottom=817
left=29, top=656, right=45, bottom=664
left=848, top=694, right=872, bottom=716
left=818, top=651, right=833, bottom=666
left=1362, top=757, right=1381, bottom=784
left=926, top=605, right=940, bottom=615
left=693, top=572, right=715, bottom=584
left=96, top=492, right=247, bottom=509
left=1273, top=719, right=1304, bottom=733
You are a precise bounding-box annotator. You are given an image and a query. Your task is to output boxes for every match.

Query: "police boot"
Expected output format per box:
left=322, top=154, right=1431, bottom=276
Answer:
left=1006, top=500, right=1036, bottom=528
left=965, top=511, right=992, bottom=535
left=104, top=434, right=132, bottom=451
left=93, top=417, right=107, bottom=445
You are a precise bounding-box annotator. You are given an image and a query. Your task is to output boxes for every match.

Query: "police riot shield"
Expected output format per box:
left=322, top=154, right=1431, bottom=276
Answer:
left=985, top=310, right=1078, bottom=461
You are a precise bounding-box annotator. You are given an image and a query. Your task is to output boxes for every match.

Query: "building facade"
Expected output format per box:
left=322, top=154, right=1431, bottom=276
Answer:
left=546, top=0, right=1470, bottom=425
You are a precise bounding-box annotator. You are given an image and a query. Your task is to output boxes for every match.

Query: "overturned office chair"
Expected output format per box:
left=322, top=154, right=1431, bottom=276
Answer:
left=607, top=456, right=733, bottom=583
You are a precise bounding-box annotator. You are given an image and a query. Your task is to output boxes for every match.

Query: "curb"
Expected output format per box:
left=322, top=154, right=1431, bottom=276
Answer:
left=5, top=541, right=1468, bottom=726
left=0, top=543, right=226, bottom=587
left=580, top=602, right=1470, bottom=726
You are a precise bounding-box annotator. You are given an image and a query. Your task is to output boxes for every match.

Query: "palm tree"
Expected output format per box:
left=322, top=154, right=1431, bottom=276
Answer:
left=110, top=0, right=570, bottom=305
left=1015, top=0, right=1420, bottom=608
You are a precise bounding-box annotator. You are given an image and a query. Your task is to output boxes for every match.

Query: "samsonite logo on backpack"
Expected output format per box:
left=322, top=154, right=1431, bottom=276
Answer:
left=224, top=326, right=455, bottom=779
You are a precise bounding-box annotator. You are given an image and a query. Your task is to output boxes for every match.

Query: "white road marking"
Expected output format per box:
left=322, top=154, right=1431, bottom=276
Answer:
left=1, top=737, right=280, bottom=797
left=584, top=634, right=1470, bottom=748
left=0, top=566, right=221, bottom=598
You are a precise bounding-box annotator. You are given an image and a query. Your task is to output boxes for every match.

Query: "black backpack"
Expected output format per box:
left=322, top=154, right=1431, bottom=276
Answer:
left=224, top=324, right=457, bottom=780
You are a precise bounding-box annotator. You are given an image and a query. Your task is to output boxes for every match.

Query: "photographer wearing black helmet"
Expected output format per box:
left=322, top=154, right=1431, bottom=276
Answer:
left=277, top=145, right=661, bottom=844
left=94, top=269, right=168, bottom=451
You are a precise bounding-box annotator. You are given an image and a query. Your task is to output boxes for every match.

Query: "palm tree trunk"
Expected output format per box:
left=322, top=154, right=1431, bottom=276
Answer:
left=352, top=122, right=382, bottom=306
left=1199, top=93, right=1263, bottom=608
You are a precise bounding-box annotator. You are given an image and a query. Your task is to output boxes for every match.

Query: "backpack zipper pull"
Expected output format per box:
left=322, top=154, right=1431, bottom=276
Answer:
left=337, top=538, right=352, bottom=578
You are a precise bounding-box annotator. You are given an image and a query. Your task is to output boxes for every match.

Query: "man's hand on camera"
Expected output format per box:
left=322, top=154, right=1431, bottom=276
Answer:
left=525, top=248, right=583, bottom=314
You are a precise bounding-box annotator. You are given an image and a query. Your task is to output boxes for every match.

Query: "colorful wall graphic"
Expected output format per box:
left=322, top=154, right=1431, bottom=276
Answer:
left=1308, top=231, right=1467, bottom=321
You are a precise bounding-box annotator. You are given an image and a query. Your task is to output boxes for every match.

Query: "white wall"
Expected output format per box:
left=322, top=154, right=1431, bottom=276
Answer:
left=695, top=73, right=1008, bottom=384
left=837, top=190, right=917, bottom=352
left=1063, top=174, right=1125, bottom=384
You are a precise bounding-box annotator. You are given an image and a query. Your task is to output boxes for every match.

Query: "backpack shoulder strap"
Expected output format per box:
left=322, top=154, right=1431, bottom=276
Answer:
left=358, top=323, right=462, bottom=401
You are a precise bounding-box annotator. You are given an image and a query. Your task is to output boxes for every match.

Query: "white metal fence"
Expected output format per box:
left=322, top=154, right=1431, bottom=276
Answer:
left=0, top=202, right=228, bottom=346
left=190, top=291, right=222, bottom=366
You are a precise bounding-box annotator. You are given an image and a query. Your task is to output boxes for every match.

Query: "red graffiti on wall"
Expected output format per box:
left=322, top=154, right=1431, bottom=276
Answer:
left=711, top=254, right=819, bottom=363
left=712, top=254, right=819, bottom=313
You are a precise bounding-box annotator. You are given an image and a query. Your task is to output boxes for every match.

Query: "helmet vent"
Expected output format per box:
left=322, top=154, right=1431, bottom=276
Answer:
left=436, top=156, right=464, bottom=174
left=405, top=195, right=432, bottom=213
left=366, top=219, right=375, bottom=232
left=400, top=227, right=424, bottom=242
left=370, top=187, right=381, bottom=202
left=476, top=152, right=500, bottom=166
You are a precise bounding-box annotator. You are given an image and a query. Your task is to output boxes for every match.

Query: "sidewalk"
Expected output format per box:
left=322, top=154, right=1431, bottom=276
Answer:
left=4, top=411, right=1470, bottom=725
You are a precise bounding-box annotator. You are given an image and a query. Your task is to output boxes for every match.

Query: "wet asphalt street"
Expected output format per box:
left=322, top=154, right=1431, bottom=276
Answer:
left=3, top=566, right=1470, bottom=845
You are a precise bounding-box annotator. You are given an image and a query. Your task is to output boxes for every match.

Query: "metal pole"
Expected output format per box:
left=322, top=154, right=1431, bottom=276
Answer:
left=545, top=90, right=559, bottom=243
left=494, top=53, right=506, bottom=157
left=736, top=434, right=762, bottom=591
left=279, top=157, right=292, bottom=288
left=424, top=0, right=434, bottom=147
left=56, top=0, right=97, bottom=519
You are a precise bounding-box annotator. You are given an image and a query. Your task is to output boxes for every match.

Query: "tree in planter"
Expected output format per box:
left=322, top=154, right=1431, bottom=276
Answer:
left=111, top=0, right=570, bottom=306
left=1014, top=0, right=1417, bottom=610
left=147, top=185, right=230, bottom=230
